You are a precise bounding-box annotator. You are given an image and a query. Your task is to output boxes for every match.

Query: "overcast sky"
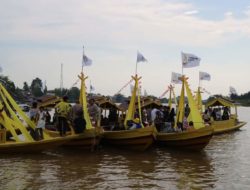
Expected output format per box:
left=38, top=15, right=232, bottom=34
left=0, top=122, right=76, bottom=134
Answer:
left=0, top=0, right=249, bottom=98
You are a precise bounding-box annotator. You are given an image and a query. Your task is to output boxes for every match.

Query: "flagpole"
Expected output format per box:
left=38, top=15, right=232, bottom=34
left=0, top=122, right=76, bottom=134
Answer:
left=181, top=52, right=184, bottom=76
left=89, top=80, right=91, bottom=94
left=135, top=60, right=138, bottom=76
left=82, top=46, right=84, bottom=73
left=60, top=63, right=63, bottom=96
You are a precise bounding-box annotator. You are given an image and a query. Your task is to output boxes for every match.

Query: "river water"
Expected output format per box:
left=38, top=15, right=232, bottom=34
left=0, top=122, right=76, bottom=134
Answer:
left=0, top=107, right=250, bottom=190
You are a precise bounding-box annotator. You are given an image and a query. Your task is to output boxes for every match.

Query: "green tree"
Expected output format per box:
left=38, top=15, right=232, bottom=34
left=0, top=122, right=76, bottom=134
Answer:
left=54, top=88, right=68, bottom=97
left=23, top=82, right=29, bottom=92
left=113, top=93, right=126, bottom=103
left=160, top=97, right=168, bottom=103
left=30, top=77, right=43, bottom=97
left=0, top=75, right=16, bottom=93
left=68, top=87, right=80, bottom=102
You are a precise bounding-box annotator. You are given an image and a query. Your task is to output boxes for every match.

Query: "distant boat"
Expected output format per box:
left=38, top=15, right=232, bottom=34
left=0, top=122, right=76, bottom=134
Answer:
left=155, top=76, right=214, bottom=151
left=205, top=96, right=247, bottom=134
left=102, top=74, right=155, bottom=151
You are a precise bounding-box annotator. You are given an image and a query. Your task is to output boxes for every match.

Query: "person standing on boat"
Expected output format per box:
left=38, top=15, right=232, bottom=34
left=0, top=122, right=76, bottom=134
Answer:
left=35, top=106, right=46, bottom=140
left=73, top=109, right=86, bottom=133
left=185, top=104, right=190, bottom=117
left=168, top=108, right=176, bottom=127
left=151, top=108, right=159, bottom=123
left=29, top=102, right=39, bottom=139
left=55, top=96, right=71, bottom=136
left=88, top=98, right=101, bottom=127
left=222, top=107, right=229, bottom=120
left=71, top=100, right=82, bottom=122
left=71, top=100, right=86, bottom=133
left=45, top=110, right=51, bottom=124
left=203, top=109, right=211, bottom=123
left=29, top=102, right=39, bottom=123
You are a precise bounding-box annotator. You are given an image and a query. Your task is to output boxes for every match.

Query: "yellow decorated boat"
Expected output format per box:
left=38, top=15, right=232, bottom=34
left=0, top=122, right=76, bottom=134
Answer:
left=205, top=96, right=247, bottom=134
left=0, top=130, right=76, bottom=153
left=155, top=76, right=214, bottom=151
left=0, top=83, right=76, bottom=153
left=102, top=74, right=155, bottom=151
left=45, top=72, right=103, bottom=149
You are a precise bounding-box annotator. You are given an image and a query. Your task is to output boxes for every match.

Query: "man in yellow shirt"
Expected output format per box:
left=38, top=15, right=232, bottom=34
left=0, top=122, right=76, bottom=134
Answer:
left=55, top=96, right=71, bottom=136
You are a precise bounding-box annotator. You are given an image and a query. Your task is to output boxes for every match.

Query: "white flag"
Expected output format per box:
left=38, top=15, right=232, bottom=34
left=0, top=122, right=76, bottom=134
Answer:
left=229, top=86, right=237, bottom=94
left=82, top=54, right=92, bottom=66
left=144, top=89, right=148, bottom=96
left=199, top=71, right=211, bottom=81
left=182, top=52, right=201, bottom=68
left=137, top=51, right=147, bottom=63
left=171, top=72, right=182, bottom=84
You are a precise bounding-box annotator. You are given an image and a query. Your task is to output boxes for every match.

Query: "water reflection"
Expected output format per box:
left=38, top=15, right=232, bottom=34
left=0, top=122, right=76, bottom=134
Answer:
left=93, top=147, right=158, bottom=189
left=0, top=146, right=216, bottom=189
left=161, top=149, right=216, bottom=189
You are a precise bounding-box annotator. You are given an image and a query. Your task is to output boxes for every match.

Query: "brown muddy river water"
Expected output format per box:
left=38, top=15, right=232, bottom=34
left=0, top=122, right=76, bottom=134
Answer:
left=0, top=107, right=250, bottom=189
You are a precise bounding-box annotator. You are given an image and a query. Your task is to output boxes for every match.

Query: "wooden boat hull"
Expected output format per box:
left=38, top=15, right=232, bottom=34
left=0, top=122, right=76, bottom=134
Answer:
left=44, top=127, right=102, bottom=150
left=0, top=137, right=69, bottom=154
left=211, top=119, right=247, bottom=134
left=156, top=126, right=214, bottom=151
left=102, top=126, right=155, bottom=151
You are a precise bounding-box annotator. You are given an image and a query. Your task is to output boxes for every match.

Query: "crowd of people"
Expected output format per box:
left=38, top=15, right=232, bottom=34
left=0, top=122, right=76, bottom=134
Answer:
left=28, top=95, right=233, bottom=140
left=29, top=96, right=101, bottom=140
left=202, top=106, right=231, bottom=123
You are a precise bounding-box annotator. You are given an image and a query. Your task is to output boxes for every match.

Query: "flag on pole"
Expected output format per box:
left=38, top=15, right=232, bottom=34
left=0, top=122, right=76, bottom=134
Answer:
left=137, top=51, right=147, bottom=63
left=199, top=71, right=211, bottom=81
left=182, top=52, right=201, bottom=68
left=82, top=54, right=92, bottom=66
left=171, top=72, right=182, bottom=84
left=229, top=86, right=237, bottom=94
left=144, top=89, right=148, bottom=97
left=82, top=46, right=92, bottom=67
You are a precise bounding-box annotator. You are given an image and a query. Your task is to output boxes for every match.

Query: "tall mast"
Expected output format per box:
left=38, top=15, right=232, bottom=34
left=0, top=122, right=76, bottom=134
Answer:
left=60, top=63, right=63, bottom=96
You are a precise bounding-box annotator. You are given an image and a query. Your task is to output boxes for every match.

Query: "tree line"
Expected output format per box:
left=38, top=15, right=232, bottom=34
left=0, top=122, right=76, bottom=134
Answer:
left=230, top=92, right=250, bottom=106
left=2, top=75, right=248, bottom=105
left=0, top=75, right=132, bottom=103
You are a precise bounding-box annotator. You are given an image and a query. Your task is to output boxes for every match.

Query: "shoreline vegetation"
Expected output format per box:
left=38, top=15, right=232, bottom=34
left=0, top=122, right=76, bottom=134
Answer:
left=233, top=100, right=250, bottom=107
left=0, top=75, right=249, bottom=106
left=230, top=93, right=250, bottom=107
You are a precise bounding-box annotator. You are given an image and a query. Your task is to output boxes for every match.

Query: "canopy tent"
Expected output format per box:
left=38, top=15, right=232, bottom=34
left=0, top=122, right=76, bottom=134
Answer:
left=205, top=97, right=236, bottom=108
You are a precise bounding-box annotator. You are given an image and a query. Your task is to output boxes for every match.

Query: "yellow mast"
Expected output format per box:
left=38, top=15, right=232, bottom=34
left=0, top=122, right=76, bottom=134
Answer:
left=78, top=72, right=93, bottom=130
left=124, top=74, right=144, bottom=128
left=168, top=86, right=172, bottom=109
left=168, top=85, right=177, bottom=109
left=175, top=76, right=205, bottom=129
left=195, top=86, right=203, bottom=113
left=184, top=78, right=204, bottom=129
left=175, top=78, right=185, bottom=128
